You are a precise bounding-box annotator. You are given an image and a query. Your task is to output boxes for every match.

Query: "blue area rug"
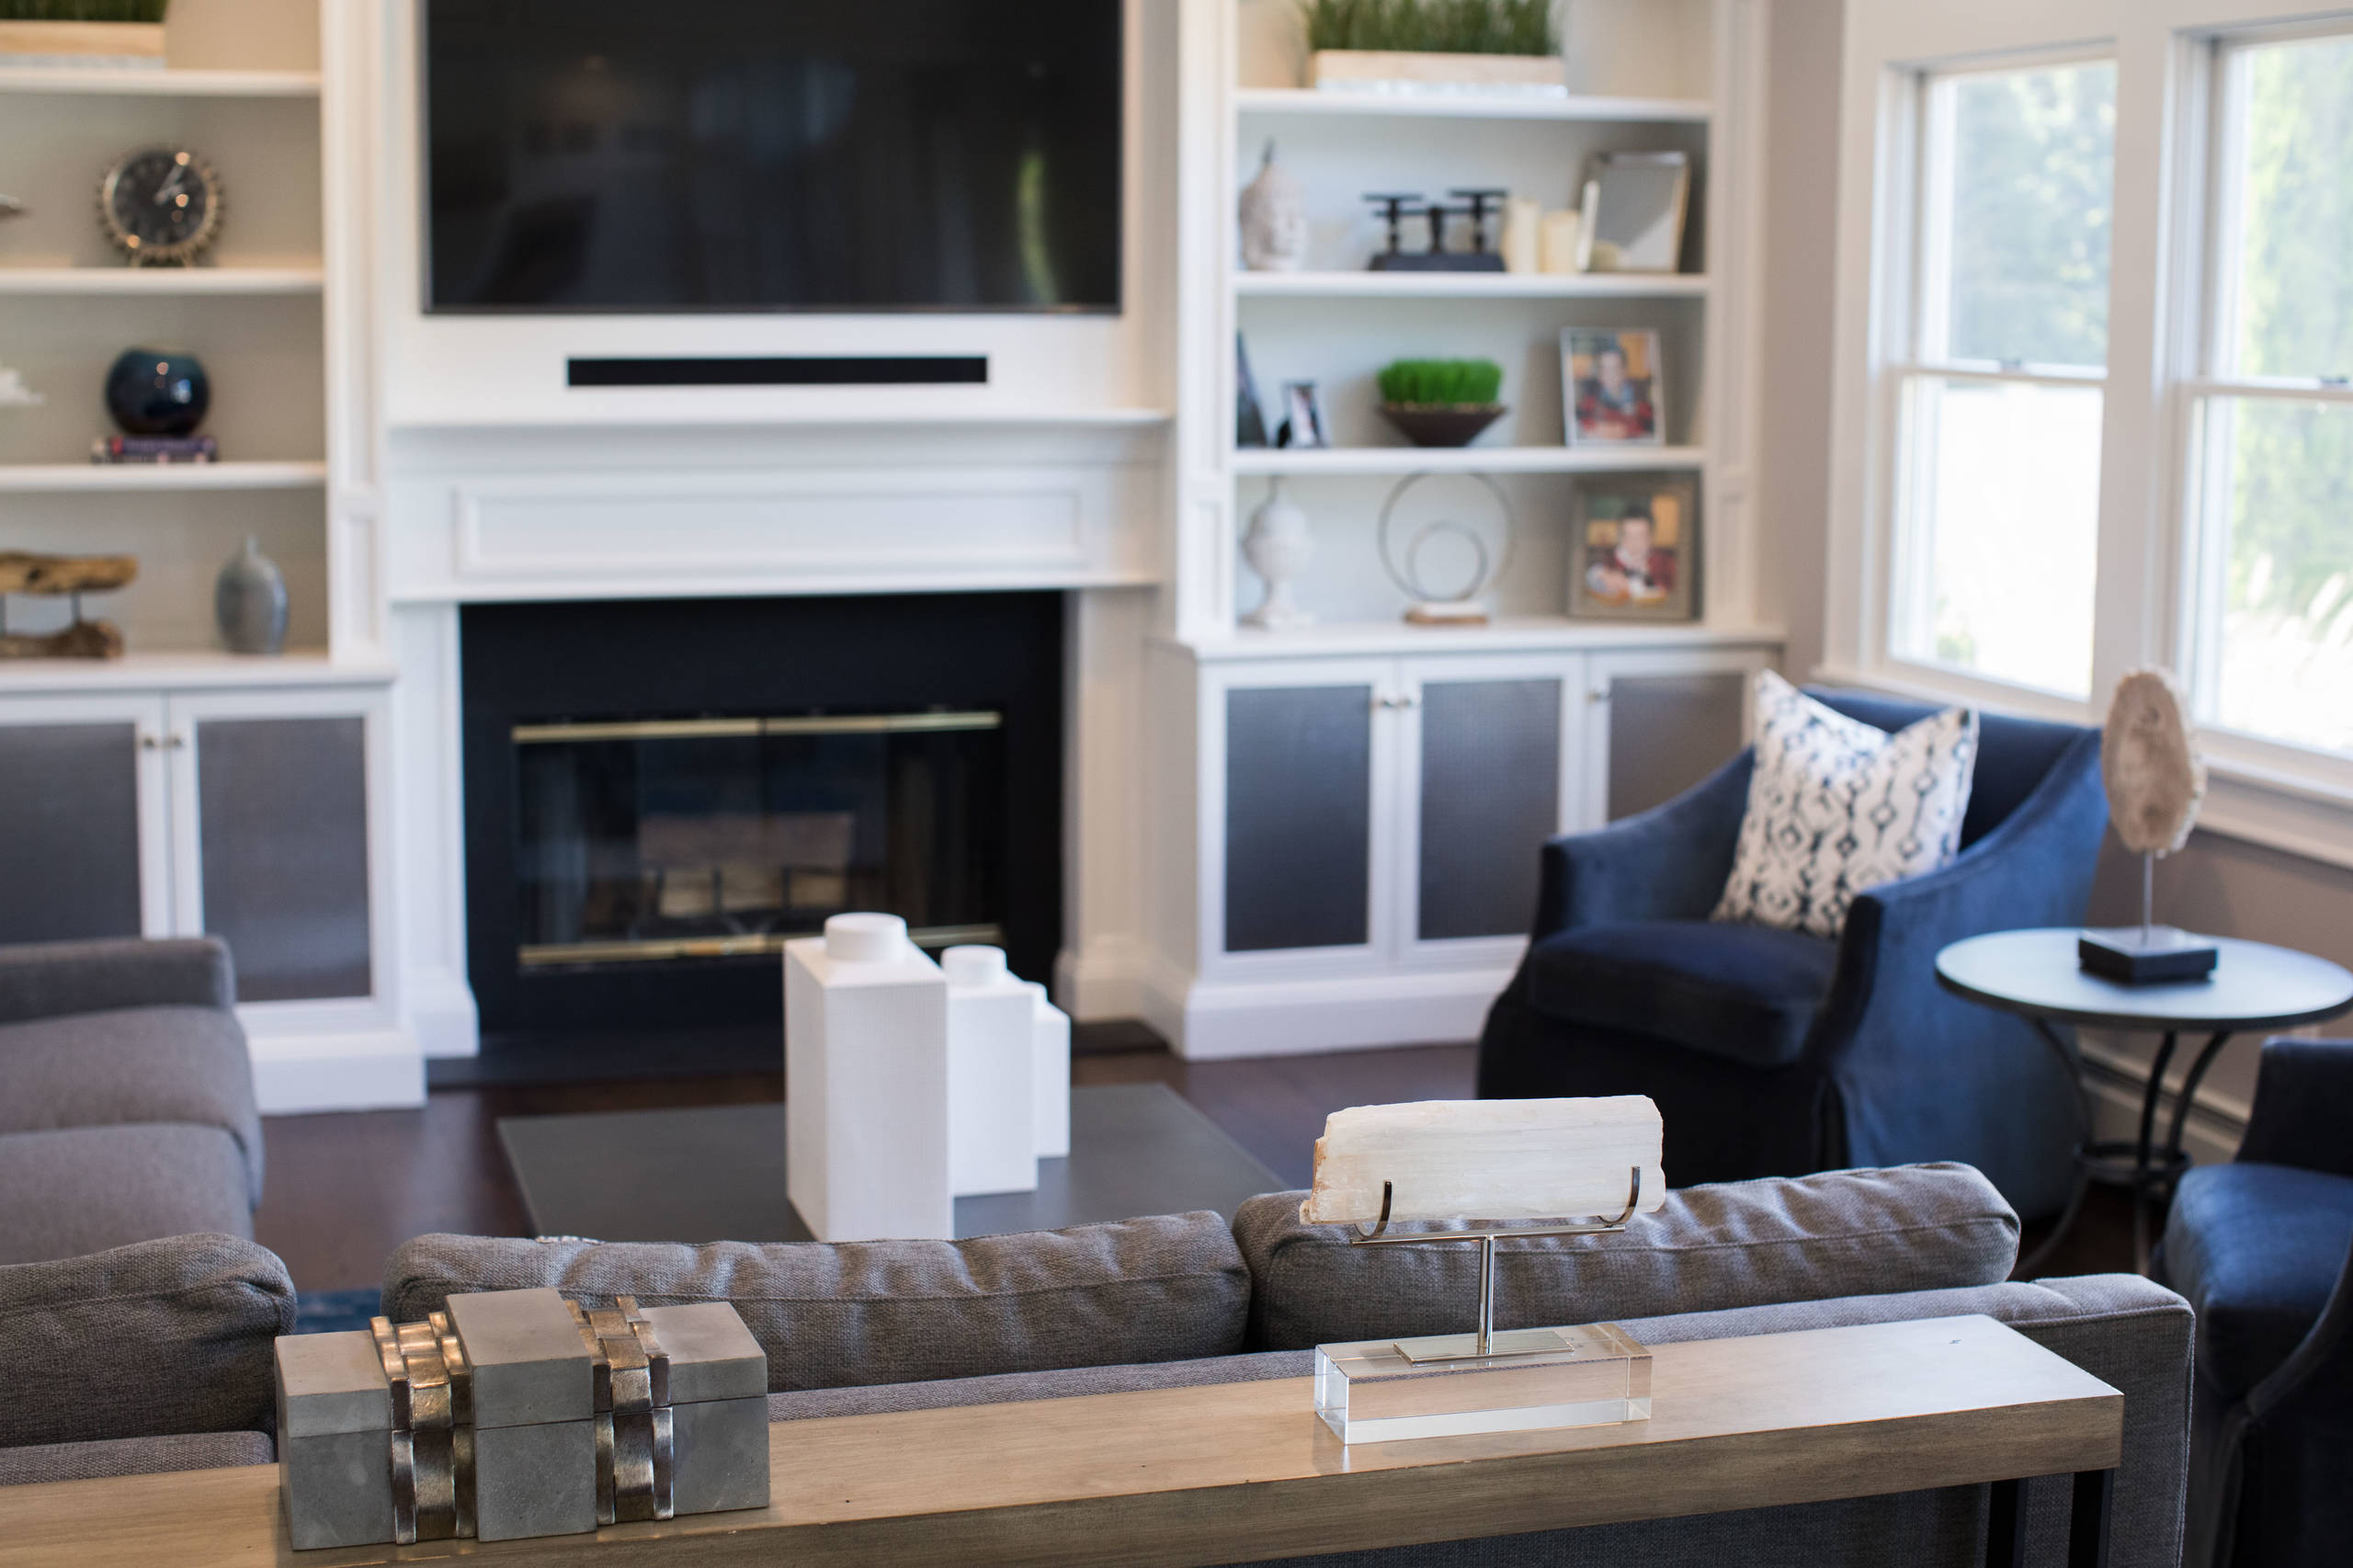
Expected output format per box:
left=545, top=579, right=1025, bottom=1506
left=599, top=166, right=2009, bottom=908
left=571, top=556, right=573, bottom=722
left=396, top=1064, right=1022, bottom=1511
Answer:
left=294, top=1287, right=382, bottom=1335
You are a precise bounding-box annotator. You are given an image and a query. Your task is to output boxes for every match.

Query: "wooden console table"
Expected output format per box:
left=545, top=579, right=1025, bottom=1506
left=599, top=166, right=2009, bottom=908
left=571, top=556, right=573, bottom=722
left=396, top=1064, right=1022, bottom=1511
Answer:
left=0, top=1315, right=2122, bottom=1568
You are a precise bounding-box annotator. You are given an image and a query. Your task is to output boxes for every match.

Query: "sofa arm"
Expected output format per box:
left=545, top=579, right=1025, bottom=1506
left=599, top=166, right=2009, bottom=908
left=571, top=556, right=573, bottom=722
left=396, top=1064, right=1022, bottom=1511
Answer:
left=0, top=937, right=235, bottom=1026
left=2234, top=1037, right=2353, bottom=1177
left=1532, top=750, right=1753, bottom=938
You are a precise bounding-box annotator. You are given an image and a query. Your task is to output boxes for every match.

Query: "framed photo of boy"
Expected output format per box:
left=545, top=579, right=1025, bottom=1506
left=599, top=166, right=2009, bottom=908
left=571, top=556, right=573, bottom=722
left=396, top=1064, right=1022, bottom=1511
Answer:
left=1561, top=328, right=1664, bottom=446
left=1572, top=480, right=1697, bottom=620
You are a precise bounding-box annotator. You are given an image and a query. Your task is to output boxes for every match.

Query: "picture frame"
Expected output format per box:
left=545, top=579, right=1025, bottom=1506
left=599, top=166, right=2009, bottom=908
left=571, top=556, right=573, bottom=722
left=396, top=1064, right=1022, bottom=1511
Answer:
left=1278, top=380, right=1330, bottom=449
left=1571, top=479, right=1698, bottom=621
left=1236, top=335, right=1270, bottom=449
left=1575, top=151, right=1691, bottom=274
left=1562, top=328, right=1665, bottom=446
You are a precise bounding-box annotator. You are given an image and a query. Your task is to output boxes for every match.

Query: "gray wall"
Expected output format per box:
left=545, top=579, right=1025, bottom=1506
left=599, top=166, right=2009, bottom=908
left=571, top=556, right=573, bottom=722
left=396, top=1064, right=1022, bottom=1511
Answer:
left=1757, top=0, right=1843, bottom=679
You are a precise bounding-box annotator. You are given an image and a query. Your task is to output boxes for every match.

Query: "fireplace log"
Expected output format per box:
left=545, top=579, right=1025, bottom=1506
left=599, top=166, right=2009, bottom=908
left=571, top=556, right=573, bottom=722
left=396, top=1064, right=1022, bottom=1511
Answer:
left=0, top=551, right=139, bottom=596
left=0, top=621, right=126, bottom=661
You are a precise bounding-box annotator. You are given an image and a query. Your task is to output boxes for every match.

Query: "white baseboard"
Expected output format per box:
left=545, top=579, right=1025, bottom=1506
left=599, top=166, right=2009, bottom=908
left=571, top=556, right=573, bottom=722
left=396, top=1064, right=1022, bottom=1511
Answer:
left=404, top=967, right=482, bottom=1060
left=249, top=1029, right=426, bottom=1115
left=1148, top=965, right=1509, bottom=1060
left=1054, top=936, right=1151, bottom=1023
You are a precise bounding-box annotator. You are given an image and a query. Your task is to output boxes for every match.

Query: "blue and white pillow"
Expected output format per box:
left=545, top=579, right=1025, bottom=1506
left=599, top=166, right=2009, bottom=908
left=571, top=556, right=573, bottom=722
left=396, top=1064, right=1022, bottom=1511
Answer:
left=1712, top=672, right=1979, bottom=938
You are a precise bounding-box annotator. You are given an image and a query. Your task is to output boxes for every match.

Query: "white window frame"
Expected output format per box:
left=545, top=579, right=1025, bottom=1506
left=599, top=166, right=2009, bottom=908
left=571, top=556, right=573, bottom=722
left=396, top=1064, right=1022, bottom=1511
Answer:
left=1880, top=47, right=2118, bottom=704
left=1824, top=0, right=2353, bottom=870
left=2170, top=19, right=2353, bottom=806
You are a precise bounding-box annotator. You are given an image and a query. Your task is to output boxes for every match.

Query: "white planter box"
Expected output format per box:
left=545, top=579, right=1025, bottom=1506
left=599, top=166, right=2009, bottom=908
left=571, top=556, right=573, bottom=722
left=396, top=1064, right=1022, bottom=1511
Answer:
left=0, top=21, right=165, bottom=66
left=1308, top=50, right=1568, bottom=98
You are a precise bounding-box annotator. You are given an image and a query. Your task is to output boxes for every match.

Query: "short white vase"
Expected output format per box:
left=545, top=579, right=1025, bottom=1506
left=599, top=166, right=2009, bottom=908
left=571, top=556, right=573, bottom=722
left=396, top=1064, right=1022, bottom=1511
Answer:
left=1243, top=481, right=1316, bottom=630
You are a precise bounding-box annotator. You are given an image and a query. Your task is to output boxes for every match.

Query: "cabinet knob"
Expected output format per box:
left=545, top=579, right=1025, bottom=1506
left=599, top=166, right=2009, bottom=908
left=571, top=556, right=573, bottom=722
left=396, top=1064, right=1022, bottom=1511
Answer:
left=139, top=733, right=160, bottom=751
left=168, top=733, right=189, bottom=751
left=1589, top=687, right=1613, bottom=704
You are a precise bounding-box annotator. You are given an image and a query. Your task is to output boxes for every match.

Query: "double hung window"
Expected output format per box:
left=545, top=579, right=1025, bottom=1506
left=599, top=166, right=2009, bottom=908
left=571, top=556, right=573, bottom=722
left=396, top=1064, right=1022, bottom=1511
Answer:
left=1888, top=57, right=2118, bottom=700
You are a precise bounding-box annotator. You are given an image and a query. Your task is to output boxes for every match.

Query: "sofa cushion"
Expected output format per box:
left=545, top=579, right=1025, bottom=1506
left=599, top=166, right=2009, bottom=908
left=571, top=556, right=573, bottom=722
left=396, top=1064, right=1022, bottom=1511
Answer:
left=0, top=1233, right=294, bottom=1449
left=1234, top=1163, right=2018, bottom=1352
left=0, top=1125, right=255, bottom=1266
left=2162, top=1160, right=2353, bottom=1401
left=1524, top=918, right=1836, bottom=1066
left=384, top=1211, right=1251, bottom=1392
left=0, top=937, right=234, bottom=1027
left=0, top=1431, right=274, bottom=1486
left=0, top=1005, right=262, bottom=1202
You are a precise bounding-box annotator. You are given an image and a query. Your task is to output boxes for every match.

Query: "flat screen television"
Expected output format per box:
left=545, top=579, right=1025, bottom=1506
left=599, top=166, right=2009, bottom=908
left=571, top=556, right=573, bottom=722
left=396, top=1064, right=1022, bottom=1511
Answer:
left=423, top=2, right=1123, bottom=313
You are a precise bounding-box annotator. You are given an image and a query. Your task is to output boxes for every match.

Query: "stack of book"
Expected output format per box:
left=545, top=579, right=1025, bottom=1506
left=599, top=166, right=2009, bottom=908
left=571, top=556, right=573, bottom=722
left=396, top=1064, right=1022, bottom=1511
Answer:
left=91, top=435, right=217, bottom=464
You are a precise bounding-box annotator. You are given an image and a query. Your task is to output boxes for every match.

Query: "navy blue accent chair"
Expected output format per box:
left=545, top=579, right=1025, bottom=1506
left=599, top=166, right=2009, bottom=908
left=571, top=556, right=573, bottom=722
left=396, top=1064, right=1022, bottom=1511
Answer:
left=2162, top=1037, right=2353, bottom=1568
left=1475, top=687, right=2109, bottom=1220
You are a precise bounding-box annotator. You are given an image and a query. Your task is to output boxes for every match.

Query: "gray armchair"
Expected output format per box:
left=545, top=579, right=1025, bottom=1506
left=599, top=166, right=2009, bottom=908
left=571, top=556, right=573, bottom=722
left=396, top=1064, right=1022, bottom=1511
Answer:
left=0, top=937, right=264, bottom=1265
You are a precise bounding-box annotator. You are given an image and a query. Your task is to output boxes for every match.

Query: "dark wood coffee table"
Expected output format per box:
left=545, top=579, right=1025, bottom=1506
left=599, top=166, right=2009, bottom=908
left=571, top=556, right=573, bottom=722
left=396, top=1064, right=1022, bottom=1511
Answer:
left=498, top=1083, right=1284, bottom=1243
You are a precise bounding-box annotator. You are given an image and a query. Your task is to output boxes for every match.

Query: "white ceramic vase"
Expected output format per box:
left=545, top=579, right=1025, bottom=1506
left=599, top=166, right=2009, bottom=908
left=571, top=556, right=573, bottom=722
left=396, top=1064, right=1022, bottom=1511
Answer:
left=1243, top=480, right=1316, bottom=630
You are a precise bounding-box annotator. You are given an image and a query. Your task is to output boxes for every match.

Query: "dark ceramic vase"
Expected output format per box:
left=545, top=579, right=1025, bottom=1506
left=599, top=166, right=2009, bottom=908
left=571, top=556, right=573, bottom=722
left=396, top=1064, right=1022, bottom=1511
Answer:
left=104, top=347, right=210, bottom=437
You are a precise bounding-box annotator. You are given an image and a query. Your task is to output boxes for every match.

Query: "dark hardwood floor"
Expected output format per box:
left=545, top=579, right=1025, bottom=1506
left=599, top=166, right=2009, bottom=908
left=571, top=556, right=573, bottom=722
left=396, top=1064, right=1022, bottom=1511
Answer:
left=256, top=1036, right=2133, bottom=1293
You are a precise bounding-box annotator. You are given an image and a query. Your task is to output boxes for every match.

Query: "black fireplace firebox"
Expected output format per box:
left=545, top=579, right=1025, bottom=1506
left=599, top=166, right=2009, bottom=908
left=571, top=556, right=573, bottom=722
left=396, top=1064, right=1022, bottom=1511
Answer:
left=461, top=594, right=1063, bottom=1037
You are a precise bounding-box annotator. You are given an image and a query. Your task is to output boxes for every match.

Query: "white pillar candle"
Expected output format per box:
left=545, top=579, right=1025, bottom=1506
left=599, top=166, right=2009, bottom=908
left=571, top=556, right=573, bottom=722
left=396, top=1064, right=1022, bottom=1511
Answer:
left=1501, top=196, right=1541, bottom=274
left=1538, top=210, right=1585, bottom=275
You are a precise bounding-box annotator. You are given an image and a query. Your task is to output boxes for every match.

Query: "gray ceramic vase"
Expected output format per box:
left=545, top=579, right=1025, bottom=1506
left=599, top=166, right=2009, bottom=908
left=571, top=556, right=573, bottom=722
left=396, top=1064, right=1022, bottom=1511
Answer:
left=216, top=536, right=288, bottom=655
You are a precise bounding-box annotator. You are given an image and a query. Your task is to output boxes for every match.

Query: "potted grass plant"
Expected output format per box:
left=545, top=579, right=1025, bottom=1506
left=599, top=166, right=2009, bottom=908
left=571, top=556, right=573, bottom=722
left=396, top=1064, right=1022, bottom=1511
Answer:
left=1378, top=358, right=1507, bottom=447
left=0, top=1, right=170, bottom=67
left=1301, top=0, right=1565, bottom=97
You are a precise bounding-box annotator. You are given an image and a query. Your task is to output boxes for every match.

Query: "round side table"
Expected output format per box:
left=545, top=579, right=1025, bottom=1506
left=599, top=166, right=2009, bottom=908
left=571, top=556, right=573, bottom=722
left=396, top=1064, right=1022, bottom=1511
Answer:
left=1935, top=928, right=2353, bottom=1276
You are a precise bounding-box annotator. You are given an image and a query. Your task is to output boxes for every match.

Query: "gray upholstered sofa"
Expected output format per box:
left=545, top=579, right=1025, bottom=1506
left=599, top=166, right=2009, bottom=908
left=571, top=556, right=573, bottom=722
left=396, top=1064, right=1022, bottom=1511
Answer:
left=379, top=1164, right=2191, bottom=1568
left=0, top=937, right=265, bottom=1263
left=1, top=1162, right=2191, bottom=1568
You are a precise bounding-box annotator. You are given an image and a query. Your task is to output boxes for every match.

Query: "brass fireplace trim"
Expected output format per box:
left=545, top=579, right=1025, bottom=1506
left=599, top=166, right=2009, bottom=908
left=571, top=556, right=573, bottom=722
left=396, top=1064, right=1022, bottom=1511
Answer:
left=512, top=712, right=1004, bottom=745
left=518, top=924, right=1006, bottom=970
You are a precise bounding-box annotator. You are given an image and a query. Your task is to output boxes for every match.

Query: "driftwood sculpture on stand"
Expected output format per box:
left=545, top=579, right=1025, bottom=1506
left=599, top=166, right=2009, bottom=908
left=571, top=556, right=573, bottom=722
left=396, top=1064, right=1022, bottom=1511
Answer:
left=0, top=551, right=137, bottom=661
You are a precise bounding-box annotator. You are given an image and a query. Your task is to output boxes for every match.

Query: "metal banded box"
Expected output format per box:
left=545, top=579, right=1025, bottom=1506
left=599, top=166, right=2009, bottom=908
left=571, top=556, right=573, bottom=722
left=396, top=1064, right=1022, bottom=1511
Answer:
left=274, top=1288, right=768, bottom=1551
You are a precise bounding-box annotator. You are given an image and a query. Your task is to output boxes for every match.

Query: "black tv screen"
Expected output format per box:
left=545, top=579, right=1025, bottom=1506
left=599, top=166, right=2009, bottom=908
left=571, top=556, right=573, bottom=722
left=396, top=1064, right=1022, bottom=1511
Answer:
left=424, top=2, right=1123, bottom=313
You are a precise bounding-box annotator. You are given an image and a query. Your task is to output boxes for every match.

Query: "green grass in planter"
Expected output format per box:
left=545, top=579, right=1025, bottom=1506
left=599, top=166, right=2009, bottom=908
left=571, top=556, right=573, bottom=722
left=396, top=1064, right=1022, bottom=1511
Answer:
left=1379, top=359, right=1506, bottom=407
left=0, top=1, right=170, bottom=20
left=1300, top=0, right=1559, bottom=58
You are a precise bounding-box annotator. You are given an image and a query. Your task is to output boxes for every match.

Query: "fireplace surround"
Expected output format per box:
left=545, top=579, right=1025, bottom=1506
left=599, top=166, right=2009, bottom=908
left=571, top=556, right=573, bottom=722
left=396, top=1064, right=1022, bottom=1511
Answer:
left=460, top=593, right=1063, bottom=1038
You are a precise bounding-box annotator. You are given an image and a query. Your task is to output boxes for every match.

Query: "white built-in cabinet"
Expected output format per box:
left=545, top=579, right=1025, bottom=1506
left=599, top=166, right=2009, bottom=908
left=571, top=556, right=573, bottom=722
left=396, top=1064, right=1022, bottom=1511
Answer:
left=1156, top=641, right=1768, bottom=1056
left=0, top=676, right=408, bottom=1108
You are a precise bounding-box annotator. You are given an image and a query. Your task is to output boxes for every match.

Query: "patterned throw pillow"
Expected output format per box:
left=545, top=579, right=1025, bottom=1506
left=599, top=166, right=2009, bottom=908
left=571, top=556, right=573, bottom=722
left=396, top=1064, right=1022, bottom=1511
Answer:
left=1712, top=673, right=1979, bottom=938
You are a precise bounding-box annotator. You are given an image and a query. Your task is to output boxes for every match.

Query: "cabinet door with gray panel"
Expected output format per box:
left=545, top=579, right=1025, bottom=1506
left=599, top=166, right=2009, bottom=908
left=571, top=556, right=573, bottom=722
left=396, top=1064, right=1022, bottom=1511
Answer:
left=1397, top=655, right=1580, bottom=955
left=1584, top=649, right=1768, bottom=824
left=0, top=694, right=170, bottom=943
left=1214, top=661, right=1391, bottom=958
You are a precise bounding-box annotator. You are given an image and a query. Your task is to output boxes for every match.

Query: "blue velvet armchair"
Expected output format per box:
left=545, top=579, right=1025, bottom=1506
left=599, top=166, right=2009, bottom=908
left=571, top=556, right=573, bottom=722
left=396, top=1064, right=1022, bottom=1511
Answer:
left=1475, top=688, right=2109, bottom=1220
left=2162, top=1037, right=2353, bottom=1568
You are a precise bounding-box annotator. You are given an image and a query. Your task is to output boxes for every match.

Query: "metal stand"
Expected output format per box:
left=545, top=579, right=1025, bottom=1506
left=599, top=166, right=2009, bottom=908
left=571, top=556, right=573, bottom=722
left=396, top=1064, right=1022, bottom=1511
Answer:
left=1348, top=1167, right=1643, bottom=1362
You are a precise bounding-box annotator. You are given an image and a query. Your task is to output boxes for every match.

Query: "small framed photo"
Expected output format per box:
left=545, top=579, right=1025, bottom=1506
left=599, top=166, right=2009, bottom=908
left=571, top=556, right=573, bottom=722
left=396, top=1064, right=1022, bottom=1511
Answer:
left=1278, top=381, right=1329, bottom=449
left=1572, top=480, right=1697, bottom=620
left=1562, top=328, right=1664, bottom=446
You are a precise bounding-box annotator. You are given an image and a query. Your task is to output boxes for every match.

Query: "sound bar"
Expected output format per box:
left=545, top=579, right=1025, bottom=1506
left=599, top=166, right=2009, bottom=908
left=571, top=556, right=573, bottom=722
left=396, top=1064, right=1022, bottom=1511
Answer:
left=567, top=356, right=989, bottom=389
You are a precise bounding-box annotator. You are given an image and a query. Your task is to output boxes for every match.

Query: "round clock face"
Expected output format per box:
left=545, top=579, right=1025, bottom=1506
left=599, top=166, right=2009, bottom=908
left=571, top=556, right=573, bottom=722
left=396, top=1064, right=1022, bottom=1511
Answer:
left=100, top=147, right=223, bottom=265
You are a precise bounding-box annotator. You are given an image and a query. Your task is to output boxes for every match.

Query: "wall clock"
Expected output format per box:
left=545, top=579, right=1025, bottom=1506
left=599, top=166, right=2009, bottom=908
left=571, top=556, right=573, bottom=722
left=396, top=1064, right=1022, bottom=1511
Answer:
left=98, top=146, right=224, bottom=267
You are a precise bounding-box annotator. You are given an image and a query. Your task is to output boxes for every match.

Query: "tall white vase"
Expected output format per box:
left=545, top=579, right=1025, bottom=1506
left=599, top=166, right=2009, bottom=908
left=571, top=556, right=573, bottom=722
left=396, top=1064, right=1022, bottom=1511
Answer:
left=783, top=914, right=951, bottom=1242
left=1243, top=480, right=1316, bottom=630
left=943, top=945, right=1039, bottom=1198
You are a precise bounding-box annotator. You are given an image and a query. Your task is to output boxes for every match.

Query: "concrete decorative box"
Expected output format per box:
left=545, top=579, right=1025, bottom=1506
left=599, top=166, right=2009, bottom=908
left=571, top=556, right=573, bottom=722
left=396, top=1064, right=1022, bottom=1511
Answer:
left=274, top=1289, right=770, bottom=1551
left=1308, top=50, right=1569, bottom=98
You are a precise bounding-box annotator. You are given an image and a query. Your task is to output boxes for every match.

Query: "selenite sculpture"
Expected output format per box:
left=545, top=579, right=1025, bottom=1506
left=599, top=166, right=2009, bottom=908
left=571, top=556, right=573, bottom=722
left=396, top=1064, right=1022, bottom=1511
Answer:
left=2080, top=668, right=2218, bottom=983
left=1304, top=1097, right=1666, bottom=1443
left=1238, top=142, right=1308, bottom=272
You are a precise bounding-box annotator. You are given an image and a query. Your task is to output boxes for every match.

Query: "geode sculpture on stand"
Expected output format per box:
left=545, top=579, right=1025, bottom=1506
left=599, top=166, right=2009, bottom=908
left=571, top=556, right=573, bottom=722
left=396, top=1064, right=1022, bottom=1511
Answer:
left=2080, top=667, right=2217, bottom=983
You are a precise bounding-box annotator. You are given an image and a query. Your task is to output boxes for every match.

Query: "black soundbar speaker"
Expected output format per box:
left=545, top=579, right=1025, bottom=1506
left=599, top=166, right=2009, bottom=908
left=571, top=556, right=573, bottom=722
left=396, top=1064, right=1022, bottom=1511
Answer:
left=567, top=356, right=990, bottom=388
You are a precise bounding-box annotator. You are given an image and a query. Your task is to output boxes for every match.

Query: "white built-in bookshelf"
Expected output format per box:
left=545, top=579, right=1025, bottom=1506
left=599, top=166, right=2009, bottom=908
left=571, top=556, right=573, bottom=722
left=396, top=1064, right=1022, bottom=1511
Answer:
left=1190, top=0, right=1768, bottom=646
left=0, top=0, right=330, bottom=663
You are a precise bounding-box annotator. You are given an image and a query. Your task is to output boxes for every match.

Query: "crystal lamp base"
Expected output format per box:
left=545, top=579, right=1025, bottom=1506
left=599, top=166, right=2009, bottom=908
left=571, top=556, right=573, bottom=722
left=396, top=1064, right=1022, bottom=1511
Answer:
left=1313, top=1322, right=1653, bottom=1444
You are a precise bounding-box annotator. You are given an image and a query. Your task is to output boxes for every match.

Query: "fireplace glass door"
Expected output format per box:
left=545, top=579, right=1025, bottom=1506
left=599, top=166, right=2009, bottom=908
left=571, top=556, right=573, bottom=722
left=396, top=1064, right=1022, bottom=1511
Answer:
left=513, top=710, right=1003, bottom=970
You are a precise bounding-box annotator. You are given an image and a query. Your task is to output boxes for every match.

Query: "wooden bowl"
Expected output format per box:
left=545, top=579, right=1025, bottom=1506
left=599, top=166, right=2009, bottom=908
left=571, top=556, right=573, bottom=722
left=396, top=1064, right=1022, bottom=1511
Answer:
left=1379, top=403, right=1506, bottom=449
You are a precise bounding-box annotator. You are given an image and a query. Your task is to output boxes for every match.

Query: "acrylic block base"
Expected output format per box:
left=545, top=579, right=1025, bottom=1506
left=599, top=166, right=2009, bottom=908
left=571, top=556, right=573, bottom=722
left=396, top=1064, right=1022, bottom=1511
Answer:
left=1314, top=1323, right=1652, bottom=1444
